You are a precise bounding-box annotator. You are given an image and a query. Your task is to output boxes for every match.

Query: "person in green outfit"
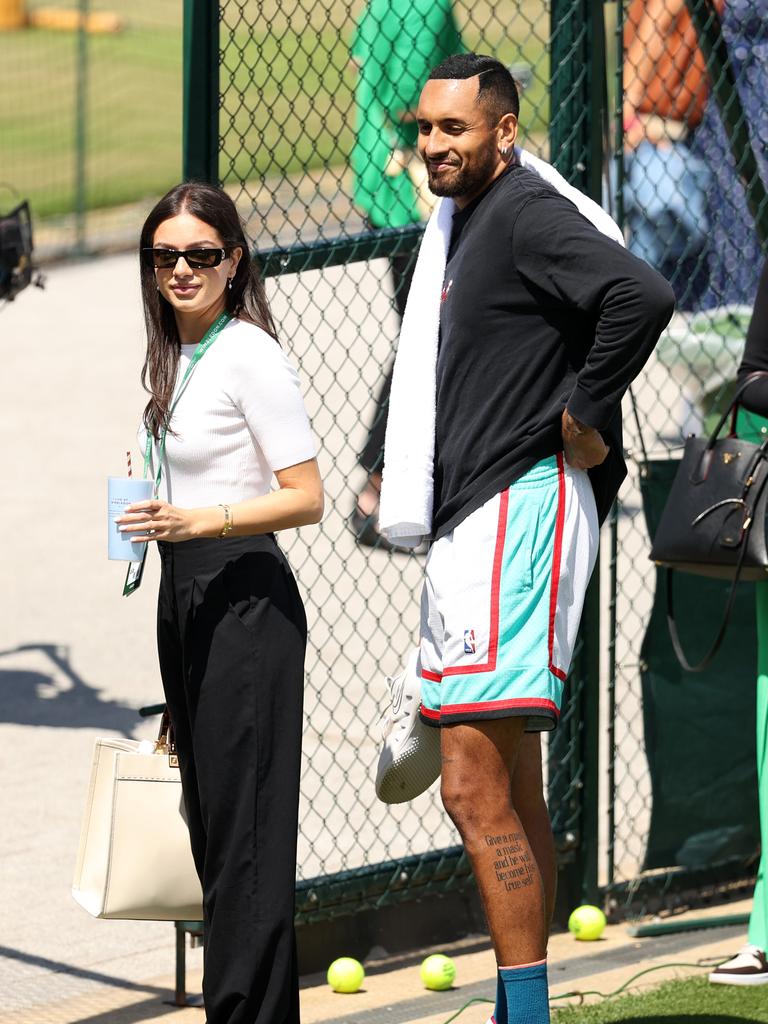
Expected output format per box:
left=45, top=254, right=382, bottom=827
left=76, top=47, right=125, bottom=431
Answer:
left=349, top=0, right=463, bottom=550
left=709, top=257, right=768, bottom=986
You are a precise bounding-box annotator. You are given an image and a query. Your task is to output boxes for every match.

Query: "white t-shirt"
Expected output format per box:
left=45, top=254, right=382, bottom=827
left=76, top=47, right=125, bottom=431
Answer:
left=143, top=318, right=316, bottom=508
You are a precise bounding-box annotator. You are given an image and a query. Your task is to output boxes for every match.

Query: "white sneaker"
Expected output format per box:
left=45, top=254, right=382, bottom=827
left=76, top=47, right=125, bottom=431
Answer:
left=709, top=944, right=768, bottom=985
left=374, top=648, right=441, bottom=803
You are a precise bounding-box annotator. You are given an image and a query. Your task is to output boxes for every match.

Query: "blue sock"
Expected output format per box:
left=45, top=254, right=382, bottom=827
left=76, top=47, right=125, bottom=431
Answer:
left=499, top=961, right=549, bottom=1024
left=493, top=971, right=507, bottom=1023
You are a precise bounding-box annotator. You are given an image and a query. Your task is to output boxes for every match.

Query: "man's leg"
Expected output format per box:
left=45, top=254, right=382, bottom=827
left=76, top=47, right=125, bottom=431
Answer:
left=442, top=719, right=550, bottom=1023
left=512, top=733, right=556, bottom=926
left=489, top=731, right=555, bottom=1023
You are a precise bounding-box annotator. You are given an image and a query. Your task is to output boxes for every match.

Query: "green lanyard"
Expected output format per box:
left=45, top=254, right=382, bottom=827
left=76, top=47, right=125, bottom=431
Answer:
left=143, top=312, right=231, bottom=496
left=124, top=312, right=231, bottom=597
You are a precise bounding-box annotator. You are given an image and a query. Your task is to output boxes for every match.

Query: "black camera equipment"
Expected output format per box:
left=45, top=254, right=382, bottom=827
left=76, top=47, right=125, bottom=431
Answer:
left=1, top=199, right=44, bottom=303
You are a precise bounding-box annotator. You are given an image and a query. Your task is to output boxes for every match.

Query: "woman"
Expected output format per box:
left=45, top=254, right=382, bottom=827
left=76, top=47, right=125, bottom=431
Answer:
left=709, top=257, right=768, bottom=985
left=116, top=182, right=324, bottom=1023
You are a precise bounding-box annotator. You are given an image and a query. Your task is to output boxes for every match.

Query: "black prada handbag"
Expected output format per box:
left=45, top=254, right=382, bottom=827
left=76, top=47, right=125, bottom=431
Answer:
left=649, top=373, right=768, bottom=671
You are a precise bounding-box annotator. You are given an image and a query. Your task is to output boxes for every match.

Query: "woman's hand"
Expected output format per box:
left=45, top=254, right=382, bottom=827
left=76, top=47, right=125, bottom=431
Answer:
left=115, top=458, right=324, bottom=544
left=116, top=500, right=199, bottom=544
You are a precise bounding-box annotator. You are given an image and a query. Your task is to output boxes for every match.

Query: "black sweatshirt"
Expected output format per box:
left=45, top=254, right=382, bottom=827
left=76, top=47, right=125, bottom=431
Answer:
left=433, top=164, right=675, bottom=538
left=738, top=259, right=768, bottom=414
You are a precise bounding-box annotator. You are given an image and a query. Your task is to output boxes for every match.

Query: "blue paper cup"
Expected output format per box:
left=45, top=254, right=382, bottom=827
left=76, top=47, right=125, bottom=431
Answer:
left=108, top=477, right=154, bottom=561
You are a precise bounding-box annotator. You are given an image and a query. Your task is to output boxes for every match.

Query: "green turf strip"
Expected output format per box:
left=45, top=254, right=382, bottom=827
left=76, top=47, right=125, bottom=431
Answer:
left=550, top=975, right=768, bottom=1022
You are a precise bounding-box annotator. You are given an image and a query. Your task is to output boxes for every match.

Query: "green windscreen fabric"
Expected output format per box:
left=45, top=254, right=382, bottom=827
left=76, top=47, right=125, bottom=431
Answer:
left=639, top=459, right=759, bottom=870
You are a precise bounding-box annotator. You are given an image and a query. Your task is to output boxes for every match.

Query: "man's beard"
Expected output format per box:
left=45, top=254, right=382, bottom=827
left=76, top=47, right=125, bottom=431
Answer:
left=426, top=146, right=498, bottom=199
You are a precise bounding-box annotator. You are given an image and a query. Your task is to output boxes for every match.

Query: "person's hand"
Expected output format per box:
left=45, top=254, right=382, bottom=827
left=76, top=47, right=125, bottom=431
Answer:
left=625, top=111, right=683, bottom=150
left=116, top=499, right=198, bottom=543
left=562, top=409, right=609, bottom=470
left=623, top=110, right=647, bottom=151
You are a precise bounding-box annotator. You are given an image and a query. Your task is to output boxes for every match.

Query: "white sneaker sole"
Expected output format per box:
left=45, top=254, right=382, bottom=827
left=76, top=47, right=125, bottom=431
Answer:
left=709, top=971, right=768, bottom=986
left=375, top=649, right=441, bottom=804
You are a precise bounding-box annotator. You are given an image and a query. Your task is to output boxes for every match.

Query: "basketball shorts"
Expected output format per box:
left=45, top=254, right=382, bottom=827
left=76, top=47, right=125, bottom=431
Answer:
left=419, top=453, right=599, bottom=731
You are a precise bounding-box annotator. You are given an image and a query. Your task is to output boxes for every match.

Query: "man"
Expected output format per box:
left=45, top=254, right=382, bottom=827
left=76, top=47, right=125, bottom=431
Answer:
left=378, top=54, right=674, bottom=1024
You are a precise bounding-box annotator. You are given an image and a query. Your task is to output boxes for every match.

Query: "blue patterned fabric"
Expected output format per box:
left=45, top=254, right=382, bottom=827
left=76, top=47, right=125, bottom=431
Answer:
left=690, top=0, right=768, bottom=309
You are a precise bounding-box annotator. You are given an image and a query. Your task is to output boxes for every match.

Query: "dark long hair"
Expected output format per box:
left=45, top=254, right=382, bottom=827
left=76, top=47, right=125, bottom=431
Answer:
left=138, top=181, right=277, bottom=437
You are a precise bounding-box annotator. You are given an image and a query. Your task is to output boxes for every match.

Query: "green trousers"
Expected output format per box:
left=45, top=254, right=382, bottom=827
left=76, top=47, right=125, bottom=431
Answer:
left=750, top=582, right=768, bottom=950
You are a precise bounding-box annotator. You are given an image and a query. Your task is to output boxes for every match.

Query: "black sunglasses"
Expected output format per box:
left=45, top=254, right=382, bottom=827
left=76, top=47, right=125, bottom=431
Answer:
left=143, top=247, right=231, bottom=269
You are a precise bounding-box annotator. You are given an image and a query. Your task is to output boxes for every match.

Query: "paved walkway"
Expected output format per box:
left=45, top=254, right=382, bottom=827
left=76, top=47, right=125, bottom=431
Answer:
left=0, top=229, right=752, bottom=1023
left=0, top=900, right=750, bottom=1024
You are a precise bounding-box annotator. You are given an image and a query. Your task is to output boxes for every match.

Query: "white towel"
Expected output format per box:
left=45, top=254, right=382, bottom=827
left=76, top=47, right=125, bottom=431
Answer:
left=379, top=147, right=624, bottom=547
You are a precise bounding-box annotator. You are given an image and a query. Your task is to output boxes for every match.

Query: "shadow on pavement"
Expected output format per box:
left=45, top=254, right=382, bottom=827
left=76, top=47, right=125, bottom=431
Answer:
left=0, top=944, right=168, bottom=997
left=69, top=1002, right=191, bottom=1024
left=0, top=643, right=145, bottom=734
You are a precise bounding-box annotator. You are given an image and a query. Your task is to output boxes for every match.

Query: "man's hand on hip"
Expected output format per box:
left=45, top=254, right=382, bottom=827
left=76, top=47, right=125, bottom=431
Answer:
left=561, top=409, right=609, bottom=470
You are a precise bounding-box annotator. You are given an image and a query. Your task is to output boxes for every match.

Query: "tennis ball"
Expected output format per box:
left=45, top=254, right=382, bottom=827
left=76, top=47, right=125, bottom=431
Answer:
left=420, top=953, right=457, bottom=990
left=568, top=904, right=607, bottom=941
left=327, top=957, right=364, bottom=993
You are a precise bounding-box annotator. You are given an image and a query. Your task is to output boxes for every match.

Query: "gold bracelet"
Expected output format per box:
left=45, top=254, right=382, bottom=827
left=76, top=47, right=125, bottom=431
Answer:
left=218, top=504, right=233, bottom=538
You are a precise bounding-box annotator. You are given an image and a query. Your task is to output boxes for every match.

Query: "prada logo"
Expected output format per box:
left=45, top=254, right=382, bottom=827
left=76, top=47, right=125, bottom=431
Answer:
left=722, top=451, right=740, bottom=464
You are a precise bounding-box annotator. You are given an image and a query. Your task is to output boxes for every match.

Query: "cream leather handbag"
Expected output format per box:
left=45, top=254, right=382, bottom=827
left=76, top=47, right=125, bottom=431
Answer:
left=72, top=715, right=203, bottom=920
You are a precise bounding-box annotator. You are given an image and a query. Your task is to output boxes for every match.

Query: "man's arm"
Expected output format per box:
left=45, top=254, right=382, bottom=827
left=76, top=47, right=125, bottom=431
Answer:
left=512, top=195, right=675, bottom=462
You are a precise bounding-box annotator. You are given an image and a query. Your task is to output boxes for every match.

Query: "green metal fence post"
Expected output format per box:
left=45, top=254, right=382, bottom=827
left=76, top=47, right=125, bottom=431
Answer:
left=73, top=0, right=88, bottom=254
left=183, top=0, right=219, bottom=184
left=550, top=0, right=588, bottom=192
left=549, top=0, right=605, bottom=909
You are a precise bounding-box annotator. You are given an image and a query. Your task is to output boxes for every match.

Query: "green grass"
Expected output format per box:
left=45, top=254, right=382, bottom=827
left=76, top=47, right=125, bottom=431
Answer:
left=551, top=976, right=768, bottom=1022
left=1, top=0, right=552, bottom=221
left=0, top=15, right=183, bottom=218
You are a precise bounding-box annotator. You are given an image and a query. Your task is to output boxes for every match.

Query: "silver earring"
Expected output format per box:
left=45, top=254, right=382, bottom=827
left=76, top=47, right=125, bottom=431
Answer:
left=228, top=278, right=233, bottom=290
left=500, top=146, right=509, bottom=157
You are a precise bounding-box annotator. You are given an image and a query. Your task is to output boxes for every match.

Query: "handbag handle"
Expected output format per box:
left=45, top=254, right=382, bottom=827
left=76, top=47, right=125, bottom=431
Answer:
left=665, top=542, right=750, bottom=672
left=156, top=707, right=179, bottom=767
left=706, top=370, right=768, bottom=449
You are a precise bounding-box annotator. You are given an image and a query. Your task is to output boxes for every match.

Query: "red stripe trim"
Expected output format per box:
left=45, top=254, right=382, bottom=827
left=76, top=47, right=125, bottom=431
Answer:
left=440, top=698, right=560, bottom=716
left=547, top=453, right=567, bottom=680
left=421, top=668, right=442, bottom=683
left=443, top=488, right=509, bottom=677
left=419, top=703, right=440, bottom=720
left=498, top=958, right=548, bottom=970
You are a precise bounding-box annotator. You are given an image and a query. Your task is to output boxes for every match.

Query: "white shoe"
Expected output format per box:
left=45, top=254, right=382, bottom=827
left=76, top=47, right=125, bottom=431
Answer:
left=709, top=944, right=768, bottom=985
left=374, top=648, right=441, bottom=803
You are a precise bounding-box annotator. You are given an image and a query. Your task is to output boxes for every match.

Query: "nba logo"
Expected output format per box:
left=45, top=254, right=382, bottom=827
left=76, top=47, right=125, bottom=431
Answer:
left=463, top=629, right=476, bottom=654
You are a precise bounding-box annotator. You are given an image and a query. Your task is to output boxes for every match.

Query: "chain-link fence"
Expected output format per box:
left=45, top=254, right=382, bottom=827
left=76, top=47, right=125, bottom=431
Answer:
left=606, top=0, right=767, bottom=916
left=13, top=0, right=752, bottom=926
left=191, top=0, right=768, bottom=924
left=0, top=0, right=182, bottom=259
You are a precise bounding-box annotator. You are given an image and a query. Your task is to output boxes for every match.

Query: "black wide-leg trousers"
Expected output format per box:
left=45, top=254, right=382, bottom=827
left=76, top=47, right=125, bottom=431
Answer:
left=157, top=535, right=307, bottom=1024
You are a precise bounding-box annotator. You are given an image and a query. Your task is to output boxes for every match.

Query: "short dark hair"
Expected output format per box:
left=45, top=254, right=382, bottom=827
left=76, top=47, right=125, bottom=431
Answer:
left=427, top=53, right=520, bottom=123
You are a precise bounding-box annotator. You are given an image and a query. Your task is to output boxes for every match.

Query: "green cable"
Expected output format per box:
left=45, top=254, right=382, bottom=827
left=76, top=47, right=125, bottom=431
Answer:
left=549, top=956, right=729, bottom=1005
left=438, top=955, right=733, bottom=1023
left=440, top=997, right=493, bottom=1024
